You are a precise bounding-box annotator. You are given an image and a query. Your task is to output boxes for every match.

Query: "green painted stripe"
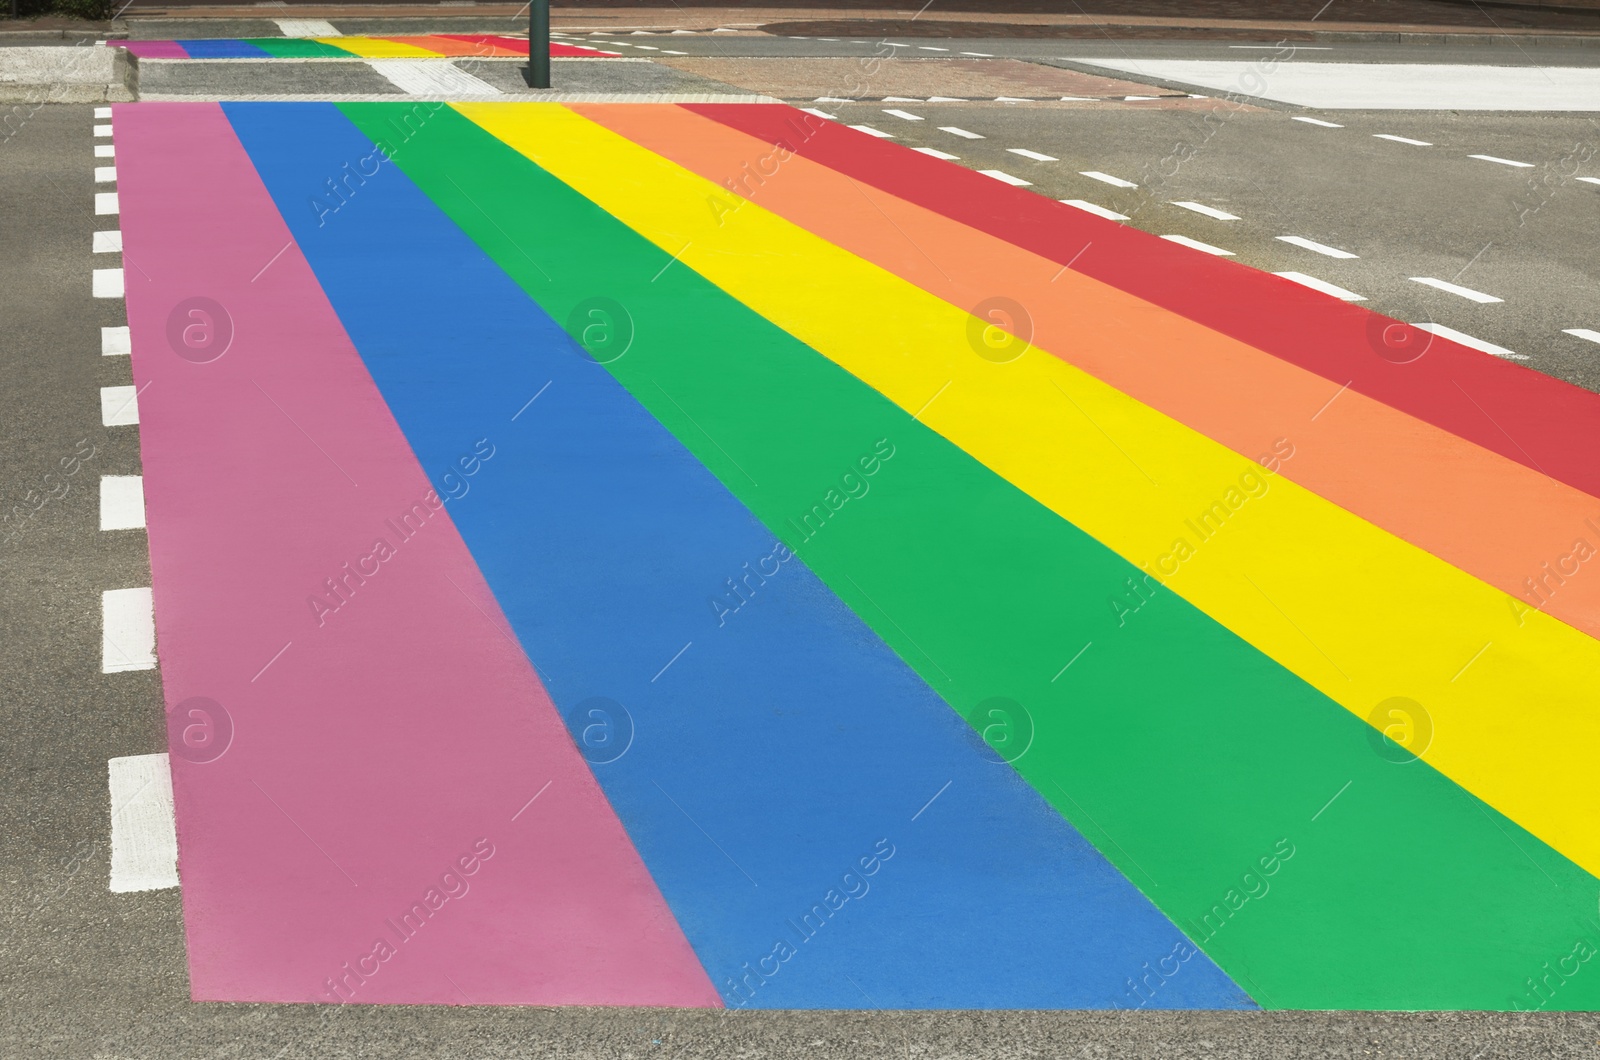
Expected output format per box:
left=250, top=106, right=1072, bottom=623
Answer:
left=339, top=101, right=1600, bottom=1011
left=246, top=38, right=355, bottom=58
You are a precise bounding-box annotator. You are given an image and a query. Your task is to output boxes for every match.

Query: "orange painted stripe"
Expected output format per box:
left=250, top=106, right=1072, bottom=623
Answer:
left=572, top=102, right=1600, bottom=641
left=378, top=35, right=522, bottom=57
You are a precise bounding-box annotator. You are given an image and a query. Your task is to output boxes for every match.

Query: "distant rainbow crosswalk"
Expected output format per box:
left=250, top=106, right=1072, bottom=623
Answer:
left=111, top=35, right=614, bottom=59
left=115, top=100, right=1600, bottom=1011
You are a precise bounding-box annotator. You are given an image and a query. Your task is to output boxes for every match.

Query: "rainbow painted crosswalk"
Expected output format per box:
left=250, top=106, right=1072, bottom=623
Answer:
left=111, top=35, right=614, bottom=59
left=115, top=101, right=1600, bottom=1011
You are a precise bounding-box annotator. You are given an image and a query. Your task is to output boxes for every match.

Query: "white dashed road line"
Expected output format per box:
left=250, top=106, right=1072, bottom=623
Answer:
left=1470, top=154, right=1534, bottom=168
left=1060, top=199, right=1128, bottom=221
left=95, top=143, right=114, bottom=158
left=95, top=191, right=119, bottom=215
left=94, top=106, right=111, bottom=118
left=913, top=147, right=960, bottom=160
left=800, top=107, right=838, bottom=120
left=93, top=123, right=112, bottom=137
left=100, top=475, right=147, bottom=531
left=849, top=124, right=894, bottom=138
left=960, top=51, right=994, bottom=57
left=102, top=325, right=131, bottom=356
left=1410, top=276, right=1503, bottom=303
left=1277, top=235, right=1358, bottom=259
left=1171, top=201, right=1240, bottom=220
left=1374, top=134, right=1432, bottom=146
left=102, top=587, right=156, bottom=673
left=1576, top=177, right=1600, bottom=186
left=1008, top=148, right=1057, bottom=161
left=1416, top=323, right=1527, bottom=361
left=94, top=166, right=116, bottom=183
left=1292, top=116, right=1343, bottom=128
left=1080, top=171, right=1137, bottom=188
left=108, top=754, right=179, bottom=893
left=93, top=230, right=122, bottom=253
left=980, top=169, right=1032, bottom=186
left=1162, top=234, right=1234, bottom=256
left=1275, top=272, right=1366, bottom=301
left=883, top=109, right=924, bottom=121
left=100, top=385, right=141, bottom=426
left=939, top=126, right=984, bottom=139
left=92, top=267, right=125, bottom=298
left=1562, top=328, right=1600, bottom=344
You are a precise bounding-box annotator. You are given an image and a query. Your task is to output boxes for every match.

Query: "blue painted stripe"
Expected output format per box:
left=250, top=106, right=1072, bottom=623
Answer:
left=173, top=39, right=274, bottom=59
left=223, top=100, right=1254, bottom=1010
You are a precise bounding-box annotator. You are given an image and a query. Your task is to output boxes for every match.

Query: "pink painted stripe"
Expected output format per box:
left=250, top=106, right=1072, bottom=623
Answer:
left=109, top=40, right=190, bottom=58
left=114, top=102, right=719, bottom=1007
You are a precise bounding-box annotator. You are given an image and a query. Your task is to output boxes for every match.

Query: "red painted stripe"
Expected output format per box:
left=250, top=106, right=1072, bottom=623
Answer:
left=685, top=104, right=1600, bottom=502
left=114, top=101, right=719, bottom=1006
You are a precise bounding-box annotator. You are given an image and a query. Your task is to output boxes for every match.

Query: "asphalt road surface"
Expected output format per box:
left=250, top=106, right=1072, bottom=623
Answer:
left=4, top=21, right=1600, bottom=1059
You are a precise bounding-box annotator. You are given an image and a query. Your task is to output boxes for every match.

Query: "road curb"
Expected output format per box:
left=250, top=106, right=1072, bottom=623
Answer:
left=0, top=42, right=136, bottom=102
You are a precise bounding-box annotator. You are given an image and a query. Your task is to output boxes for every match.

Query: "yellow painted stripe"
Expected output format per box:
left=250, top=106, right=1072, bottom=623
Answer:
left=314, top=36, right=439, bottom=58
left=456, top=102, right=1600, bottom=877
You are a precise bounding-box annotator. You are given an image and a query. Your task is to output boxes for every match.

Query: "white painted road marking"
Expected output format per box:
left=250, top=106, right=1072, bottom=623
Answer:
left=939, top=125, right=984, bottom=139
left=94, top=106, right=112, bottom=118
left=1275, top=272, right=1366, bottom=301
left=1562, top=327, right=1600, bottom=344
left=275, top=18, right=340, bottom=37
left=918, top=46, right=950, bottom=52
left=1292, top=116, right=1344, bottom=127
left=1171, top=201, right=1240, bottom=220
left=1162, top=234, right=1234, bottom=256
left=93, top=123, right=112, bottom=137
left=100, top=475, right=147, bottom=531
left=849, top=124, right=895, bottom=138
left=95, top=192, right=119, bottom=215
left=1059, top=58, right=1600, bottom=110
left=1060, top=199, right=1128, bottom=221
left=101, top=325, right=131, bottom=356
left=92, top=268, right=124, bottom=299
left=100, top=385, right=141, bottom=426
left=1470, top=154, right=1535, bottom=168
left=800, top=107, right=838, bottom=120
left=960, top=51, right=994, bottom=57
left=102, top=587, right=156, bottom=673
left=93, top=230, right=122, bottom=253
left=1578, top=176, right=1600, bottom=185
left=1008, top=148, right=1058, bottom=161
left=883, top=108, right=924, bottom=120
left=912, top=147, right=960, bottom=160
left=1410, top=276, right=1503, bottom=303
left=368, top=59, right=501, bottom=97
left=1080, top=170, right=1137, bottom=188
left=980, top=169, right=1032, bottom=186
left=94, top=166, right=116, bottom=183
left=1416, top=323, right=1527, bottom=360
left=95, top=143, right=114, bottom=158
left=108, top=753, right=179, bottom=893
left=1277, top=235, right=1358, bottom=259
left=1374, top=133, right=1432, bottom=146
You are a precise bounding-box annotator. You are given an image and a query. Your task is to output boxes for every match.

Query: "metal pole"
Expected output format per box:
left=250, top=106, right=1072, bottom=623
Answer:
left=529, top=0, right=550, bottom=89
